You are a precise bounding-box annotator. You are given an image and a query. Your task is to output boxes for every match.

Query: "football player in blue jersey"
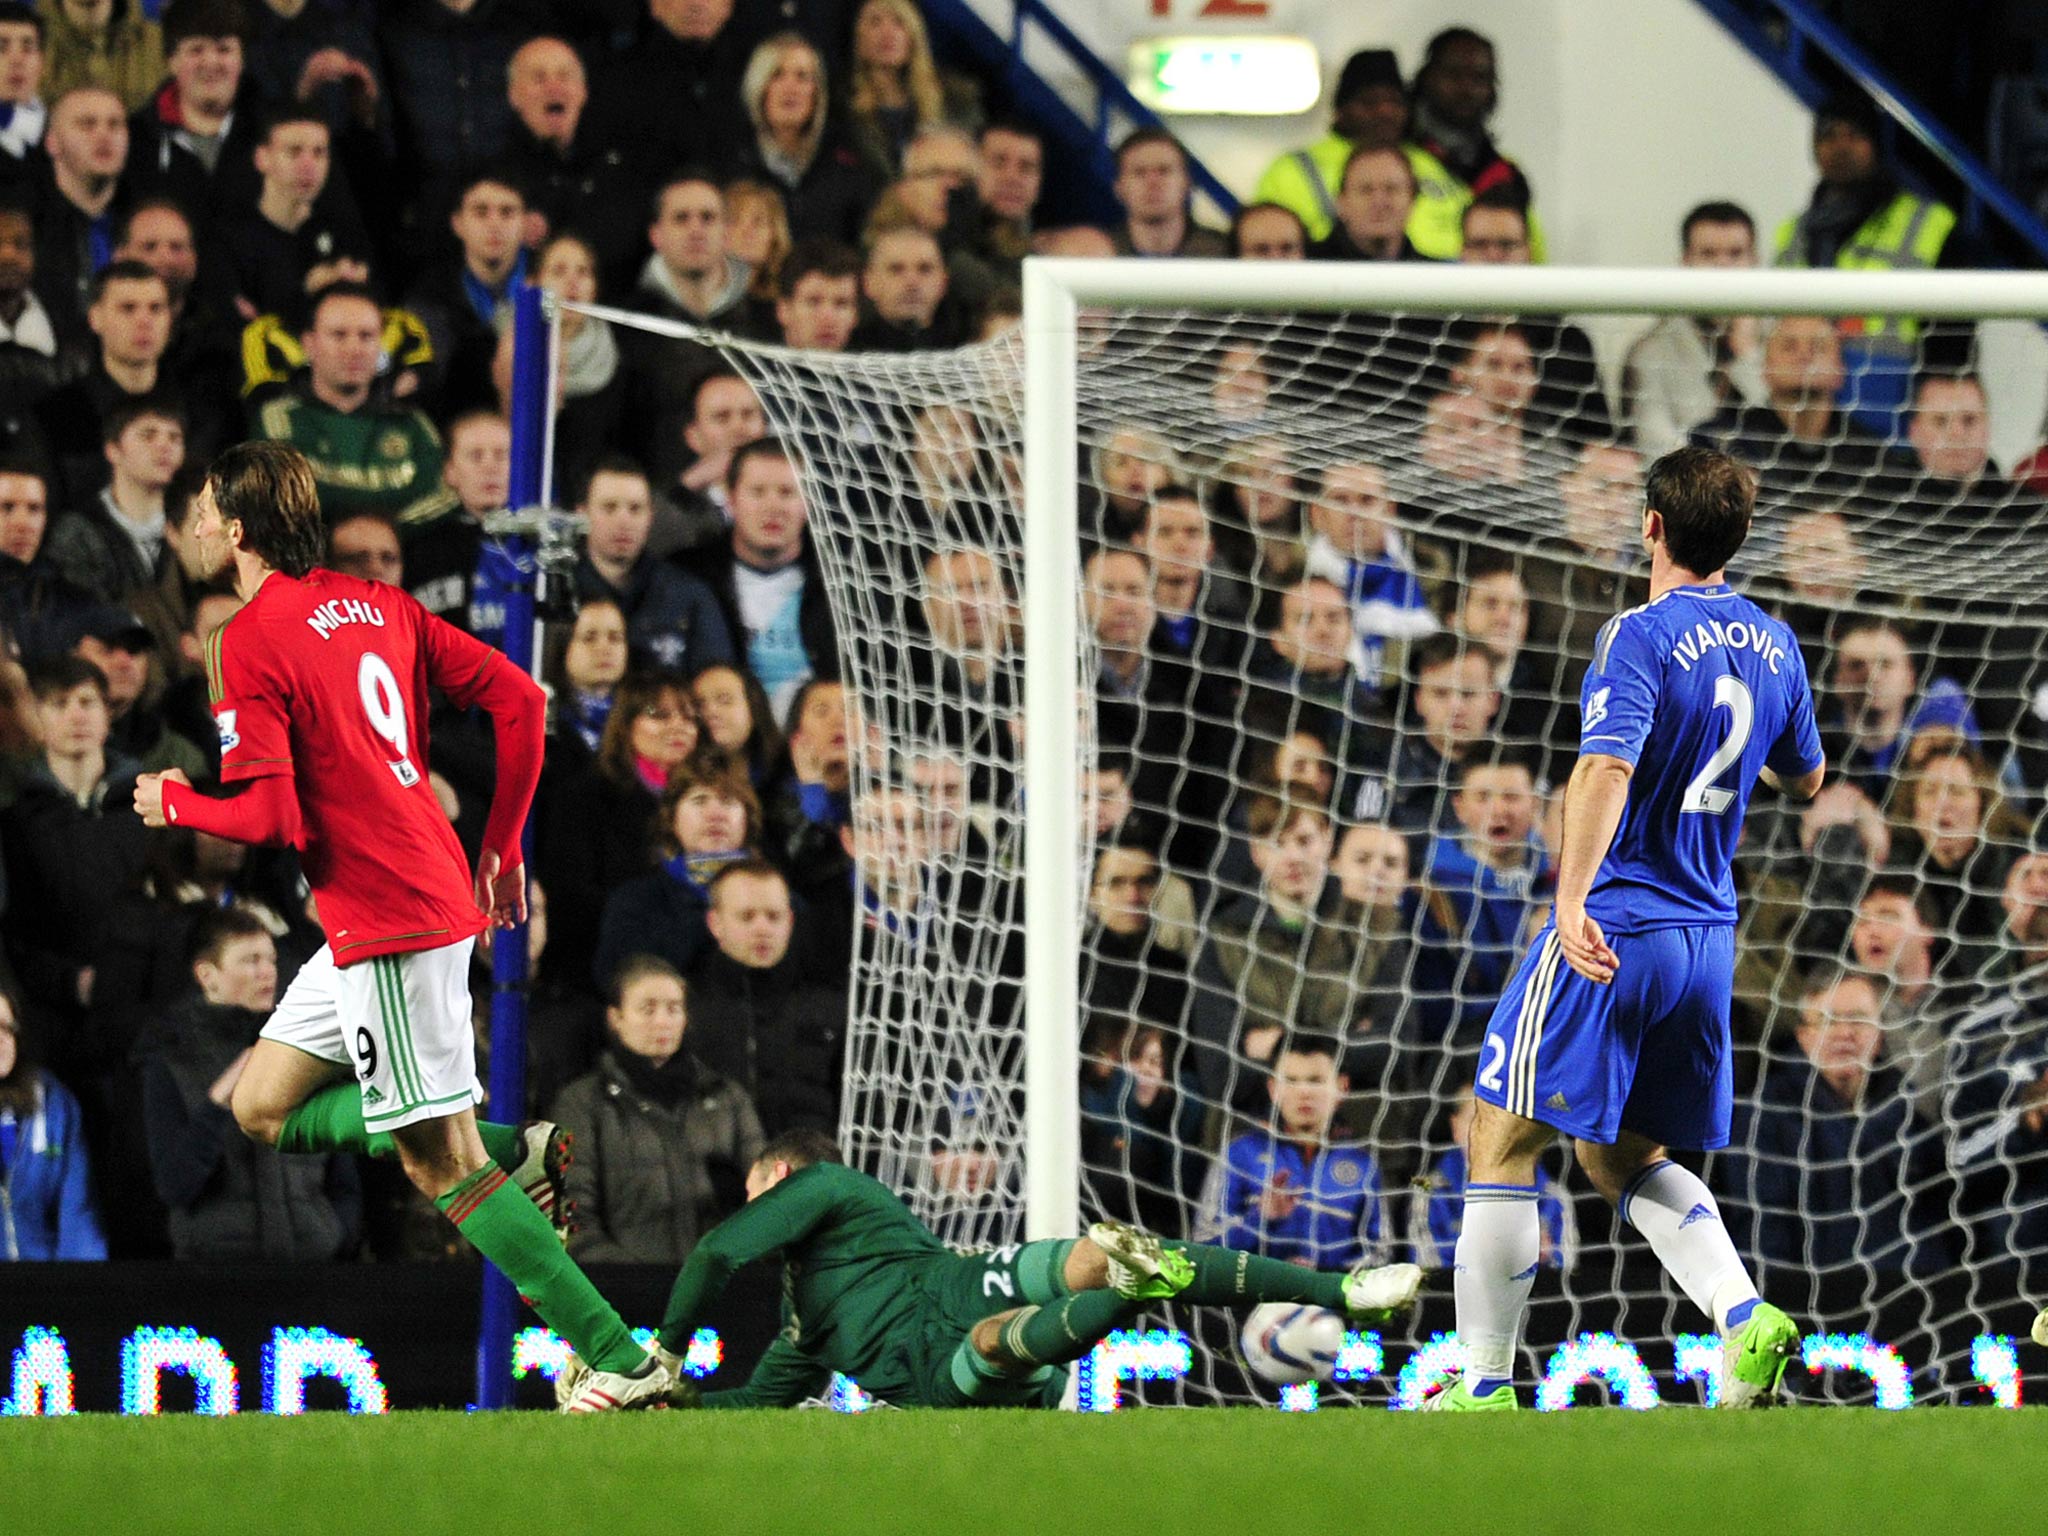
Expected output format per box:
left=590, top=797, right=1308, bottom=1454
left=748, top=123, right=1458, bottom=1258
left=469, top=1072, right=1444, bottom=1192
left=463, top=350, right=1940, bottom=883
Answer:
left=1427, top=445, right=1827, bottom=1412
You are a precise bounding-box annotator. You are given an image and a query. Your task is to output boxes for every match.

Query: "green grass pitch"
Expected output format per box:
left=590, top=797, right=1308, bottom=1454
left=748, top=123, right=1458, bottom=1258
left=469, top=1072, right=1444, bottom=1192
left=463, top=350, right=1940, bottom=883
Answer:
left=6, top=1408, right=2041, bottom=1536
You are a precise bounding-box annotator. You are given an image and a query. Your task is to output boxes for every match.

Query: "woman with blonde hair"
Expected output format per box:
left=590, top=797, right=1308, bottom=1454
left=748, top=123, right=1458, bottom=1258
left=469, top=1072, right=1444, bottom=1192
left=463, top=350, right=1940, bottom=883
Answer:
left=844, top=0, right=981, bottom=181
left=724, top=179, right=793, bottom=308
left=733, top=31, right=875, bottom=245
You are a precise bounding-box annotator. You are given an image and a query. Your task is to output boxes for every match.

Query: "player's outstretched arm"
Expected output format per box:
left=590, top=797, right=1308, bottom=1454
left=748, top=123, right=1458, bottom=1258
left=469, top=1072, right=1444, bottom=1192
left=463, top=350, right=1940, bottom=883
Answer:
left=655, top=1174, right=842, bottom=1355
left=1551, top=752, right=1632, bottom=984
left=141, top=770, right=304, bottom=847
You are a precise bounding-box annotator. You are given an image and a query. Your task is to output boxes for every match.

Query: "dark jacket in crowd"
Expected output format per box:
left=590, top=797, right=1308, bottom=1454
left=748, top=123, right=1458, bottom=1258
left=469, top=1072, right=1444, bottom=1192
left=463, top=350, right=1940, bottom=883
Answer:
left=572, top=550, right=737, bottom=675
left=136, top=996, right=359, bottom=1261
left=593, top=861, right=719, bottom=994
left=500, top=116, right=649, bottom=296
left=686, top=539, right=841, bottom=693
left=682, top=945, right=845, bottom=1137
left=548, top=1045, right=764, bottom=1265
left=534, top=760, right=660, bottom=992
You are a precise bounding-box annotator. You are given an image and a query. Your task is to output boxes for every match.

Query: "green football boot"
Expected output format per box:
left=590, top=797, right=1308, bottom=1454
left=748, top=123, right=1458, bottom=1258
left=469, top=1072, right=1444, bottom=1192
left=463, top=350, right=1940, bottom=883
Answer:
left=1087, top=1221, right=1196, bottom=1301
left=1420, top=1375, right=1519, bottom=1412
left=1719, top=1302, right=1800, bottom=1408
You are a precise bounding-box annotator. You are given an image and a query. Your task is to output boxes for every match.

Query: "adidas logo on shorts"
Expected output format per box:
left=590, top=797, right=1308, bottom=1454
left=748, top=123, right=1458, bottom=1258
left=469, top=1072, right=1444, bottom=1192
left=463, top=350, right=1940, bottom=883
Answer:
left=1545, top=1091, right=1569, bottom=1111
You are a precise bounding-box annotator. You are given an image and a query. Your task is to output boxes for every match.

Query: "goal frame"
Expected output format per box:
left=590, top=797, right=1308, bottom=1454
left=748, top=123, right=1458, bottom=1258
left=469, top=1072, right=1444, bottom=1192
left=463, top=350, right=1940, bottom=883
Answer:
left=1017, top=258, right=2048, bottom=1245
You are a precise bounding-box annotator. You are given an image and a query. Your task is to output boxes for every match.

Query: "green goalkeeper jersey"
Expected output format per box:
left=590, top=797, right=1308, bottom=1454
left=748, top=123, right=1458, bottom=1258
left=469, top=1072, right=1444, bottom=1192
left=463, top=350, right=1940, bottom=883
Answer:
left=657, top=1161, right=954, bottom=1405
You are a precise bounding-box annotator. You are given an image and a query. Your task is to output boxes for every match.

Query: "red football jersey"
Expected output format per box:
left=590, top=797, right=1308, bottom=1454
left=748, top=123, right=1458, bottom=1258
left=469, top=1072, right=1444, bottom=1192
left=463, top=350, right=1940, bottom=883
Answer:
left=205, top=569, right=508, bottom=965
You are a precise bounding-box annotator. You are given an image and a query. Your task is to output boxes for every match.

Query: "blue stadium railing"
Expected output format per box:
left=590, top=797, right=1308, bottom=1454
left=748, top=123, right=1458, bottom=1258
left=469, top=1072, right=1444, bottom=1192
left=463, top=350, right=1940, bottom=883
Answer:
left=1692, top=0, right=2048, bottom=265
left=921, top=0, right=1240, bottom=230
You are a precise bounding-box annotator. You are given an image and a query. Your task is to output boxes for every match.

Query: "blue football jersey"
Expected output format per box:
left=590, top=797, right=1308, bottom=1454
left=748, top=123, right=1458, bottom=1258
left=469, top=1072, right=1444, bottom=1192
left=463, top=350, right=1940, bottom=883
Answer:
left=1578, top=583, right=1823, bottom=931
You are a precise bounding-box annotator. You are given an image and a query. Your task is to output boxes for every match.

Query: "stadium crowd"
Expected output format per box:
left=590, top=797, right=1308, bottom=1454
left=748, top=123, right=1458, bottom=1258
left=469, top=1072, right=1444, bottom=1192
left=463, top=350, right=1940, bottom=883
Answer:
left=0, top=0, right=2043, bottom=1348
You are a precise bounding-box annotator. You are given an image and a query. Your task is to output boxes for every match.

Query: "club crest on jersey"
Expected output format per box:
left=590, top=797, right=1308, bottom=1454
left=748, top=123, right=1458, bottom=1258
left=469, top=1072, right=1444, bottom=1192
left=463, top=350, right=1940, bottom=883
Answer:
left=306, top=597, right=388, bottom=640
left=216, top=710, right=239, bottom=753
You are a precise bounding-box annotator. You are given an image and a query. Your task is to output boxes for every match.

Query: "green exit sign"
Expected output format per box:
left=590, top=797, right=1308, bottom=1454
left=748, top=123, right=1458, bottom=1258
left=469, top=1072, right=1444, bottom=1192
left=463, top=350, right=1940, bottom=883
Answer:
left=1127, top=36, right=1321, bottom=115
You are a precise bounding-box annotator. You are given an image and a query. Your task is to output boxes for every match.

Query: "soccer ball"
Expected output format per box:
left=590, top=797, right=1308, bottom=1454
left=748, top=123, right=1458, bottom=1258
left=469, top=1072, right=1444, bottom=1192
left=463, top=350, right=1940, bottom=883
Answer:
left=1238, top=1302, right=1345, bottom=1386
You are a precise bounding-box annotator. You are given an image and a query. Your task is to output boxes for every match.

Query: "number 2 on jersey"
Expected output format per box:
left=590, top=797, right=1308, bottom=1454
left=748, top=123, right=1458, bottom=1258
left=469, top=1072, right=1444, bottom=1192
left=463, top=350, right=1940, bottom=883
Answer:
left=1680, top=674, right=1753, bottom=815
left=358, top=652, right=422, bottom=789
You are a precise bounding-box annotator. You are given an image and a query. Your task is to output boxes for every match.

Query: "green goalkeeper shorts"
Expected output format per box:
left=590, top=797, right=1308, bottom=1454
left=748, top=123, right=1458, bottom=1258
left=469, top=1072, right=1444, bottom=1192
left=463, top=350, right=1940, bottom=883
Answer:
left=906, top=1245, right=1067, bottom=1409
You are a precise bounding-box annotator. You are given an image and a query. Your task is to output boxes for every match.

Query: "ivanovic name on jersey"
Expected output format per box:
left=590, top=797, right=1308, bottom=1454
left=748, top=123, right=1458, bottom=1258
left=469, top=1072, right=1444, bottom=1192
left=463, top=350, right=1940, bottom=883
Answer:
left=306, top=597, right=389, bottom=640
left=1664, top=613, right=1789, bottom=676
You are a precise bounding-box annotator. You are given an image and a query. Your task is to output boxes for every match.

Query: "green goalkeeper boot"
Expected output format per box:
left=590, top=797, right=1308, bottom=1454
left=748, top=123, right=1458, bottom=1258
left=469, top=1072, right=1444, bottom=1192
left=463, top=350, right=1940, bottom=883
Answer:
left=1719, top=1301, right=1800, bottom=1408
left=1420, top=1376, right=1519, bottom=1412
left=1087, top=1221, right=1195, bottom=1301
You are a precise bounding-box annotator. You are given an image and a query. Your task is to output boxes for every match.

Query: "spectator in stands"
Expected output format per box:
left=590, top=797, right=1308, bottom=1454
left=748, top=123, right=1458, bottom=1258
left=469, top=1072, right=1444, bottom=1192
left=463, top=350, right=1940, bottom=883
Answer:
left=572, top=454, right=735, bottom=676
left=1888, top=738, right=2026, bottom=979
left=46, top=396, right=183, bottom=604
left=1412, top=1087, right=1569, bottom=1271
left=71, top=602, right=201, bottom=778
left=1849, top=873, right=1957, bottom=1122
left=1771, top=505, right=1871, bottom=660
left=378, top=0, right=521, bottom=218
left=326, top=510, right=401, bottom=584
left=223, top=109, right=372, bottom=322
left=1080, top=1017, right=1200, bottom=1236
left=550, top=953, right=764, bottom=1266
left=34, top=86, right=130, bottom=337
left=496, top=232, right=624, bottom=502
left=850, top=221, right=959, bottom=351
left=0, top=7, right=47, bottom=171
left=590, top=0, right=751, bottom=181
left=126, top=0, right=265, bottom=219
left=1109, top=128, right=1227, bottom=258
left=594, top=746, right=759, bottom=992
left=774, top=237, right=861, bottom=353
left=1700, top=315, right=1888, bottom=518
left=1086, top=423, right=1180, bottom=546
left=663, top=366, right=767, bottom=554
left=844, top=0, right=977, bottom=182
left=255, top=282, right=449, bottom=524
left=1897, top=372, right=2039, bottom=542
left=406, top=169, right=527, bottom=416
left=1254, top=47, right=1409, bottom=247
left=687, top=859, right=844, bottom=1135
left=1822, top=614, right=1981, bottom=796
left=759, top=676, right=852, bottom=900
left=1209, top=437, right=1308, bottom=593
left=1623, top=202, right=1766, bottom=458
left=1244, top=573, right=1387, bottom=799
left=138, top=907, right=358, bottom=1261
left=396, top=409, right=503, bottom=633
left=43, top=1, right=162, bottom=118
left=1082, top=837, right=1191, bottom=1033
left=908, top=543, right=1016, bottom=788
left=1407, top=750, right=1552, bottom=1052
left=731, top=31, right=872, bottom=246
left=805, top=776, right=932, bottom=978
left=973, top=118, right=1041, bottom=276
left=39, top=260, right=180, bottom=499
left=688, top=436, right=838, bottom=717
left=0, top=464, right=94, bottom=660
left=1722, top=968, right=1950, bottom=1288
left=1448, top=549, right=1559, bottom=762
left=1133, top=484, right=1251, bottom=679
left=1387, top=632, right=1505, bottom=833
left=1188, top=793, right=1366, bottom=1119
left=1407, top=27, right=1543, bottom=260
left=632, top=171, right=756, bottom=333
left=115, top=197, right=239, bottom=407
left=1775, top=93, right=1970, bottom=433
left=1456, top=196, right=1610, bottom=440
left=536, top=667, right=698, bottom=991
left=244, top=0, right=383, bottom=147
left=0, top=200, right=63, bottom=416
left=0, top=984, right=107, bottom=1259
left=543, top=595, right=627, bottom=767
left=501, top=36, right=644, bottom=293
left=1522, top=440, right=1645, bottom=669
left=1310, top=146, right=1427, bottom=263
left=1980, top=851, right=2048, bottom=989
left=1197, top=1033, right=1387, bottom=1268
left=724, top=179, right=792, bottom=314
left=1301, top=456, right=1438, bottom=697
left=1230, top=201, right=1307, bottom=261
left=690, top=662, right=780, bottom=786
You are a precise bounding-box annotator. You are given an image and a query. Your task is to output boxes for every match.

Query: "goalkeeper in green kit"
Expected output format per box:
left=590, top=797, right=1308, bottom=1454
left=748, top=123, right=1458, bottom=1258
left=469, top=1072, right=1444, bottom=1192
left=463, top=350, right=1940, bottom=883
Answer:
left=563, top=1128, right=1423, bottom=1408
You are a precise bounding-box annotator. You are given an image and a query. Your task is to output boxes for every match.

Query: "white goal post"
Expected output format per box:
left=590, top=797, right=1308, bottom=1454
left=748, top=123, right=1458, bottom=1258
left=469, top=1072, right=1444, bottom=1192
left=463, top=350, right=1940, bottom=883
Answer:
left=1018, top=259, right=2048, bottom=1249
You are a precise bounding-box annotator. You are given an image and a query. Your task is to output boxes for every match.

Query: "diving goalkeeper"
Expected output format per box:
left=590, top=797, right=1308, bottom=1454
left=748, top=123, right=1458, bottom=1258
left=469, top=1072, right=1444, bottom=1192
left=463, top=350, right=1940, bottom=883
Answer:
left=573, top=1127, right=1423, bottom=1408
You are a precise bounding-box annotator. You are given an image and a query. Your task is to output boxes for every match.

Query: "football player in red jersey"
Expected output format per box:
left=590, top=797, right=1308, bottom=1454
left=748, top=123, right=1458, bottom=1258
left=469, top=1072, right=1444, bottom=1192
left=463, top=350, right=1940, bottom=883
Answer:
left=134, top=442, right=671, bottom=1412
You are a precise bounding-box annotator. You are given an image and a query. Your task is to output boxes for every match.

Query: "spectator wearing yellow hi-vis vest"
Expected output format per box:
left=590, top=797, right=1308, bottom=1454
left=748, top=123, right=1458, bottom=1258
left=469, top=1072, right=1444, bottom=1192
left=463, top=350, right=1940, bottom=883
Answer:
left=1773, top=94, right=1977, bottom=437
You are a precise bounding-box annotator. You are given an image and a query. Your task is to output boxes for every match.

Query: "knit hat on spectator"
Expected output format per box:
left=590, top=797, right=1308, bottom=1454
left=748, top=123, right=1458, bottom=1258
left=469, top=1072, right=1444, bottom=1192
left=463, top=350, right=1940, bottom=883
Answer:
left=69, top=607, right=154, bottom=653
left=1335, top=49, right=1404, bottom=108
left=1814, top=92, right=1882, bottom=144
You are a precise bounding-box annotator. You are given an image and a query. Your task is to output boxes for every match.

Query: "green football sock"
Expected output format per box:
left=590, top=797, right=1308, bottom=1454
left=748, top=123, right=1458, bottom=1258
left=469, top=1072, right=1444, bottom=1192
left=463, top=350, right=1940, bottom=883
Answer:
left=1016, top=1238, right=1077, bottom=1303
left=436, top=1165, right=643, bottom=1374
left=996, top=1290, right=1143, bottom=1368
left=1162, top=1241, right=1348, bottom=1311
left=277, top=1086, right=525, bottom=1173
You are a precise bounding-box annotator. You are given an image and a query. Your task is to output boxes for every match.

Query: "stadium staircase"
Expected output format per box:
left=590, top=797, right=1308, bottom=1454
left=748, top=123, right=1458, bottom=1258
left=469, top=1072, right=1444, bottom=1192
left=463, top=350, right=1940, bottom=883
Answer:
left=1691, top=0, right=2048, bottom=267
left=921, top=0, right=1240, bottom=229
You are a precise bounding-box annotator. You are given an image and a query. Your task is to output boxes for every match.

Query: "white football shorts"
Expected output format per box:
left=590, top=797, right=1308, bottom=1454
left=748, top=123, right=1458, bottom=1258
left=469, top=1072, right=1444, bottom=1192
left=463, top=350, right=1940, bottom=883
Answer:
left=261, top=937, right=483, bottom=1132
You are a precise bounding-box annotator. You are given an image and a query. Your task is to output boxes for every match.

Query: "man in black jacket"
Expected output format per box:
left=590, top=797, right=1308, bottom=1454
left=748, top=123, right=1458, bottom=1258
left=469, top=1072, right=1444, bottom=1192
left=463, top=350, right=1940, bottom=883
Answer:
left=501, top=35, right=646, bottom=293
left=688, top=859, right=844, bottom=1137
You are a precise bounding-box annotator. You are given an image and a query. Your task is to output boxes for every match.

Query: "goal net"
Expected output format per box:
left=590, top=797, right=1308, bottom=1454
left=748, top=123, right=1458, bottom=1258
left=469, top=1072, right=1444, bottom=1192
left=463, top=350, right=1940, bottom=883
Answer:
left=570, top=263, right=2048, bottom=1407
